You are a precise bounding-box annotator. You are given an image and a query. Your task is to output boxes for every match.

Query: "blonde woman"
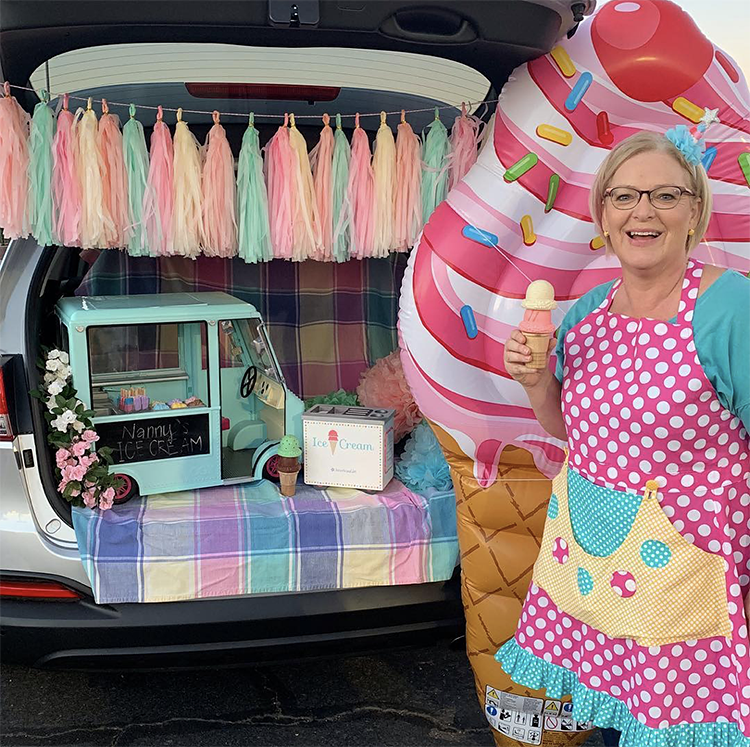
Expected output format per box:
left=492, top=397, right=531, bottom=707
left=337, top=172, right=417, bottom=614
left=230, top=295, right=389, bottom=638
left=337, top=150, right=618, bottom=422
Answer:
left=499, top=129, right=750, bottom=746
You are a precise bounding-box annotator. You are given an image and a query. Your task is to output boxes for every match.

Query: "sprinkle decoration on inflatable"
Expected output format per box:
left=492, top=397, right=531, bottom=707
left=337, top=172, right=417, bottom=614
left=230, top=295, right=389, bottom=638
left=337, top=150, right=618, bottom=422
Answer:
left=398, top=2, right=749, bottom=745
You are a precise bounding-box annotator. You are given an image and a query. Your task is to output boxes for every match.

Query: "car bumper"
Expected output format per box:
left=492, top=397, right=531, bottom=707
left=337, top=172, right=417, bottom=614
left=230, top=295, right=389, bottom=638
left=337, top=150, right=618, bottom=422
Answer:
left=1, top=571, right=464, bottom=669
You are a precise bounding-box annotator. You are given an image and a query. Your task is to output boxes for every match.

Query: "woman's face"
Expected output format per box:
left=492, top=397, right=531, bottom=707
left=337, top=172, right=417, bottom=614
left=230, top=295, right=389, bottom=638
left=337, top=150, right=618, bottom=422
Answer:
left=601, top=151, right=700, bottom=272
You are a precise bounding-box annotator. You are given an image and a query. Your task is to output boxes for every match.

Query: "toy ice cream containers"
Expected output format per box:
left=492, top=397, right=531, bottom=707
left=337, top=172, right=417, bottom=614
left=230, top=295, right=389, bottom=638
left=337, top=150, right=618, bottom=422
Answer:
left=519, top=280, right=557, bottom=369
left=276, top=434, right=302, bottom=497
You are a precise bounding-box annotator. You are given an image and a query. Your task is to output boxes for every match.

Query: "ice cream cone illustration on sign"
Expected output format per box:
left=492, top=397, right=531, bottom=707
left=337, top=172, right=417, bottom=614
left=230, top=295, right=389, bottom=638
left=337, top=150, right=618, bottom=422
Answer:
left=328, top=429, right=339, bottom=455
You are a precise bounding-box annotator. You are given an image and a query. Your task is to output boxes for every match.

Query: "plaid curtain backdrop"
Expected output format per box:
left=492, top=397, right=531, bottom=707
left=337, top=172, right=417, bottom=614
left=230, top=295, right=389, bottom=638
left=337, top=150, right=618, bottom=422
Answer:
left=76, top=251, right=407, bottom=399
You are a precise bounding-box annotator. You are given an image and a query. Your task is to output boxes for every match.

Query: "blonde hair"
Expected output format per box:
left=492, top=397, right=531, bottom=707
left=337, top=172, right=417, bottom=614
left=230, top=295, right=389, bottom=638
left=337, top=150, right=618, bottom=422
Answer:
left=589, top=131, right=712, bottom=253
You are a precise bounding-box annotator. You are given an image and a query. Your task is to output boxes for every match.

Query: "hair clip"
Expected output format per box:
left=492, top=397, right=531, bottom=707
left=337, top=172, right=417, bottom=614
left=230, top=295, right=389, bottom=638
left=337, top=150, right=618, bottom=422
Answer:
left=665, top=107, right=719, bottom=166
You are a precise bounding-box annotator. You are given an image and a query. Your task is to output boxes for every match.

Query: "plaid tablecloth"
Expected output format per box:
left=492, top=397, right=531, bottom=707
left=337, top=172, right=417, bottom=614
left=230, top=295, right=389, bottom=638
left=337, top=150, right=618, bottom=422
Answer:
left=71, top=479, right=459, bottom=604
left=76, top=252, right=407, bottom=399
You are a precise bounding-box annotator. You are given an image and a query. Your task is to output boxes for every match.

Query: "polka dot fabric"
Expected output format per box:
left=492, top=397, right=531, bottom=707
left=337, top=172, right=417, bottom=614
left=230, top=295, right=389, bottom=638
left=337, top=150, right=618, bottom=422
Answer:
left=497, top=261, right=750, bottom=745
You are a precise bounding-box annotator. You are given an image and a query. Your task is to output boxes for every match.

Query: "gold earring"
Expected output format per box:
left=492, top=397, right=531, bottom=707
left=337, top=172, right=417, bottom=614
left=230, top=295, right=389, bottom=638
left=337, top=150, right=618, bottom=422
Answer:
left=688, top=228, right=695, bottom=236
left=603, top=231, right=610, bottom=238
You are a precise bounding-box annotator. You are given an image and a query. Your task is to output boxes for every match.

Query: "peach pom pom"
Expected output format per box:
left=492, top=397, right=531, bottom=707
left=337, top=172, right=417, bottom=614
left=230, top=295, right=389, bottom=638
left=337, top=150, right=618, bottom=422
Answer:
left=356, top=350, right=421, bottom=441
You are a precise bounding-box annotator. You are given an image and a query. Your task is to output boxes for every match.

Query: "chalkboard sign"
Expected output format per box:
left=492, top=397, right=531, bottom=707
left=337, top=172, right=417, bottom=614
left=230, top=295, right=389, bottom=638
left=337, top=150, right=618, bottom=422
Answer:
left=96, top=414, right=210, bottom=465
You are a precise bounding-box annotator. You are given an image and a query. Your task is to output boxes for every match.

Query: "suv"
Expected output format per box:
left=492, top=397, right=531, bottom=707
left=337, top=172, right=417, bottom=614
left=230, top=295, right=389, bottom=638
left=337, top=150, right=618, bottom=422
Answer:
left=0, top=0, right=590, bottom=668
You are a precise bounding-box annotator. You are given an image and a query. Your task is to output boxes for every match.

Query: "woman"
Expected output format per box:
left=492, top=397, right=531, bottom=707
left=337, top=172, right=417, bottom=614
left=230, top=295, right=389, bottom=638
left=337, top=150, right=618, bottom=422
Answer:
left=497, top=129, right=750, bottom=747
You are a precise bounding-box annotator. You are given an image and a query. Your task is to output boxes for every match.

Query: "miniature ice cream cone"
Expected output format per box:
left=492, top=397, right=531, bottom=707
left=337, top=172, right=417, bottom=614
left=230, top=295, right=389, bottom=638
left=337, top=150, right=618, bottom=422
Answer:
left=519, top=280, right=557, bottom=370
left=328, top=429, right=339, bottom=455
left=276, top=435, right=302, bottom=497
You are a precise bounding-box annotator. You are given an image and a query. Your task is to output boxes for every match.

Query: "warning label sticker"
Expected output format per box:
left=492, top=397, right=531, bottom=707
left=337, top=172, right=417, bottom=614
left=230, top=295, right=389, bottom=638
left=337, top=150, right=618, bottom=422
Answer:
left=484, top=687, right=544, bottom=745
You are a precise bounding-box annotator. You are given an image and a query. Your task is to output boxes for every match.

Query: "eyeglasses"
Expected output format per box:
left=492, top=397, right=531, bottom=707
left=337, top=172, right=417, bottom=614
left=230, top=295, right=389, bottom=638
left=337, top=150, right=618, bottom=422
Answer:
left=604, top=186, right=695, bottom=210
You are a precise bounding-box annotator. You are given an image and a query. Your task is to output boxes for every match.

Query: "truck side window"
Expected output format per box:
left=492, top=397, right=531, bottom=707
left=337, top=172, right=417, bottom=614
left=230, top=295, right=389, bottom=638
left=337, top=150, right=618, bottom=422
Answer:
left=87, top=322, right=209, bottom=416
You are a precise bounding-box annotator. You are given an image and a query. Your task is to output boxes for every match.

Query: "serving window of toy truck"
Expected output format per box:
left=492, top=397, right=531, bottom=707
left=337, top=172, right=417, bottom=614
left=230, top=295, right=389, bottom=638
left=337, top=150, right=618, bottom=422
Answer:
left=88, top=322, right=209, bottom=417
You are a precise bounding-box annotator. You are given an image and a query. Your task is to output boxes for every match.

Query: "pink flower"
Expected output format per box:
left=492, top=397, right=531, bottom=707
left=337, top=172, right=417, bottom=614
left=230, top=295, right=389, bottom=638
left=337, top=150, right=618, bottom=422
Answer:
left=82, top=489, right=98, bottom=509
left=55, top=448, right=71, bottom=467
left=62, top=463, right=87, bottom=482
left=57, top=478, right=69, bottom=493
left=82, top=430, right=99, bottom=444
left=72, top=440, right=88, bottom=457
left=99, top=488, right=115, bottom=511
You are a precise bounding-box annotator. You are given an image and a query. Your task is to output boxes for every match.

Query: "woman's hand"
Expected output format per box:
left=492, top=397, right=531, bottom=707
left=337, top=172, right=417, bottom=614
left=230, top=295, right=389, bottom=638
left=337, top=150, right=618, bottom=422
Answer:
left=504, top=329, right=557, bottom=389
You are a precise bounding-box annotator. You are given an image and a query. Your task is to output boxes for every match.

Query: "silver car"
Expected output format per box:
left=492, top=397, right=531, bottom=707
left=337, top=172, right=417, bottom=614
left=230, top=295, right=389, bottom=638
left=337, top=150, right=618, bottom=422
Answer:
left=0, top=0, right=590, bottom=668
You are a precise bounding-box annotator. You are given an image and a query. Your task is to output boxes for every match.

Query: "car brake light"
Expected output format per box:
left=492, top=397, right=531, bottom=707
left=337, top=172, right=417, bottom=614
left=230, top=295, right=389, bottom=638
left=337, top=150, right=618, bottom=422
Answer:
left=0, top=579, right=82, bottom=600
left=0, top=367, right=12, bottom=441
left=185, top=82, right=341, bottom=102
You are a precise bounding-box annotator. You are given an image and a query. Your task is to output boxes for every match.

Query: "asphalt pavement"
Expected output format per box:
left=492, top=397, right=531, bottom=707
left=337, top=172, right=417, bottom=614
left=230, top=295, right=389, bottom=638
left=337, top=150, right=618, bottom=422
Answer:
left=1, top=640, right=605, bottom=746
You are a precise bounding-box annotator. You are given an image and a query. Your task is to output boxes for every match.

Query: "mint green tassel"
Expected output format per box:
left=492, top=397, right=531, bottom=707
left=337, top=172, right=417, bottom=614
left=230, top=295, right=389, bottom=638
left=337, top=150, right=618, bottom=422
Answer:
left=421, top=108, right=451, bottom=225
left=122, top=105, right=151, bottom=256
left=237, top=114, right=272, bottom=263
left=331, top=113, right=351, bottom=262
left=28, top=93, right=55, bottom=246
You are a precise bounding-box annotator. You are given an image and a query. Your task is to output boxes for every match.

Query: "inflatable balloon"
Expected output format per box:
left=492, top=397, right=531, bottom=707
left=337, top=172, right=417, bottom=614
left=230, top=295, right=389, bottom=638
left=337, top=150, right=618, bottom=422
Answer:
left=399, top=2, right=749, bottom=744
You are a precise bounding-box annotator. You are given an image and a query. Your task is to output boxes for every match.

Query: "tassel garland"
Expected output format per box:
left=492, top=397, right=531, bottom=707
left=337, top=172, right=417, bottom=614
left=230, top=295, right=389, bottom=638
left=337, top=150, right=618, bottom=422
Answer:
left=171, top=108, right=203, bottom=258
left=371, top=111, right=396, bottom=257
left=52, top=94, right=81, bottom=247
left=122, top=104, right=151, bottom=256
left=310, top=113, right=335, bottom=261
left=347, top=114, right=375, bottom=259
left=420, top=109, right=451, bottom=226
left=28, top=92, right=55, bottom=246
left=0, top=82, right=30, bottom=239
left=237, top=114, right=272, bottom=263
left=97, top=100, right=131, bottom=248
left=1, top=89, right=485, bottom=262
left=201, top=111, right=237, bottom=257
left=143, top=106, right=173, bottom=256
left=394, top=112, right=422, bottom=252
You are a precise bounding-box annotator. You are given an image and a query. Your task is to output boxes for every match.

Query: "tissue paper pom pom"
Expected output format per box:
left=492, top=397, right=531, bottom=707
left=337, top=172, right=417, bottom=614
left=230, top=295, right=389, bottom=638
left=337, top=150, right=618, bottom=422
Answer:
left=304, top=389, right=360, bottom=409
left=396, top=420, right=452, bottom=493
left=356, top=350, right=421, bottom=441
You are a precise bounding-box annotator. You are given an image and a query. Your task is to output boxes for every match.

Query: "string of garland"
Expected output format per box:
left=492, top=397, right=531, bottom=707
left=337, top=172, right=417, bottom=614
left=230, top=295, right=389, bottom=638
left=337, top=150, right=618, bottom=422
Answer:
left=0, top=84, right=485, bottom=262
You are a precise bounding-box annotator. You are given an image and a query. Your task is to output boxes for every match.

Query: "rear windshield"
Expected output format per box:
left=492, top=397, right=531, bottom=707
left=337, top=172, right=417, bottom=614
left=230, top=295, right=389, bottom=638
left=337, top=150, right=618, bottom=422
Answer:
left=30, top=43, right=490, bottom=133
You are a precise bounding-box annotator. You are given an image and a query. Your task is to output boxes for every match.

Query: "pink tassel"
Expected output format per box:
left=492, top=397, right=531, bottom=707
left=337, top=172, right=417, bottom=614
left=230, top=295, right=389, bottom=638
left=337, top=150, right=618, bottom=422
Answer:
left=0, top=82, right=30, bottom=239
left=265, top=114, right=295, bottom=259
left=201, top=111, right=237, bottom=257
left=347, top=114, right=375, bottom=259
left=52, top=94, right=81, bottom=246
left=394, top=112, right=422, bottom=252
left=143, top=106, right=173, bottom=256
left=97, top=100, right=130, bottom=248
left=448, top=103, right=481, bottom=190
left=372, top=111, right=396, bottom=257
left=309, top=113, right=334, bottom=261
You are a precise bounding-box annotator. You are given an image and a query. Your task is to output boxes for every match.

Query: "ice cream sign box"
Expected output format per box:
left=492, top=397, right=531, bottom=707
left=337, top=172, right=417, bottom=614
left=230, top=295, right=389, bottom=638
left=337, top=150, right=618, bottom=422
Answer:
left=302, top=405, right=395, bottom=491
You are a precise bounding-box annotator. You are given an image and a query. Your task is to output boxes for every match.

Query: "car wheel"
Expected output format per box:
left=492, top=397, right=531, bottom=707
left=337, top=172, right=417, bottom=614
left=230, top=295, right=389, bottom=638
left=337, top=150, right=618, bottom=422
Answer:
left=113, top=474, right=140, bottom=504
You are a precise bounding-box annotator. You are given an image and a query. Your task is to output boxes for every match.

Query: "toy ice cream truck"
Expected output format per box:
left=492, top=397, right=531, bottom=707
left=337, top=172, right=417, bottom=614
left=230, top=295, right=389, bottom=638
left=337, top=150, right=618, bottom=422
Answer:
left=55, top=292, right=304, bottom=502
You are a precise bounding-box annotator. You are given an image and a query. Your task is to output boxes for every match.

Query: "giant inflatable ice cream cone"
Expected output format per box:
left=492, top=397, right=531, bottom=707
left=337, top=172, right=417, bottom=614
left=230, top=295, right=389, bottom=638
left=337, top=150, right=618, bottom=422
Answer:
left=398, top=1, right=749, bottom=743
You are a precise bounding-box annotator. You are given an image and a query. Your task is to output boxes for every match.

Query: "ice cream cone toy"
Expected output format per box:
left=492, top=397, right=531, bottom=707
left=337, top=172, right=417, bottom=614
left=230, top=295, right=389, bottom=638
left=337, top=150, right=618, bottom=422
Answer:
left=519, top=279, right=557, bottom=369
left=276, top=435, right=302, bottom=497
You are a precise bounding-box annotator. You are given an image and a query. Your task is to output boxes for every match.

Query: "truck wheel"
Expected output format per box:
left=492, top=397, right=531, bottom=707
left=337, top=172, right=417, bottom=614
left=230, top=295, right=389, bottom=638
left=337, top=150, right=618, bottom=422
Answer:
left=262, top=455, right=280, bottom=482
left=113, top=474, right=140, bottom=504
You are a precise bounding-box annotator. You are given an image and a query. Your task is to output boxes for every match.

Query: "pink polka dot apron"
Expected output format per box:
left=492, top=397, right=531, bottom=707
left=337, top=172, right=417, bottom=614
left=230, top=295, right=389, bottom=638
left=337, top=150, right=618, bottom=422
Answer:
left=496, top=261, right=750, bottom=746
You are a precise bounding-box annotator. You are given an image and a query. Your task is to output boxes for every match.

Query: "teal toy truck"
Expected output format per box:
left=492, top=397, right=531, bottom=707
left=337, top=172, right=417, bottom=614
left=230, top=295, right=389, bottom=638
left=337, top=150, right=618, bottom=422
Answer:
left=55, top=292, right=304, bottom=502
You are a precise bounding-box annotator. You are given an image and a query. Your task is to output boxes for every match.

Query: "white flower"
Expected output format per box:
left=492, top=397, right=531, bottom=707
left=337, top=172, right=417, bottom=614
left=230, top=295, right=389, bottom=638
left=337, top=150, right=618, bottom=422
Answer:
left=48, top=378, right=64, bottom=396
left=58, top=351, right=69, bottom=364
left=60, top=410, right=77, bottom=425
left=71, top=420, right=85, bottom=433
left=48, top=350, right=61, bottom=360
left=46, top=395, right=59, bottom=411
left=57, top=365, right=71, bottom=382
left=46, top=358, right=62, bottom=372
left=50, top=416, right=68, bottom=432
left=44, top=372, right=57, bottom=385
